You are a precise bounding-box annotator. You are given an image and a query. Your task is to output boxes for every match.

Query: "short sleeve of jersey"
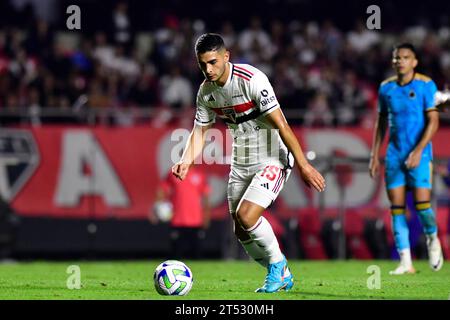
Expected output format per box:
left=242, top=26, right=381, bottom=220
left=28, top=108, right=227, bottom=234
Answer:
left=194, top=91, right=216, bottom=126
left=249, top=71, right=280, bottom=115
left=423, top=80, right=438, bottom=111
left=377, top=85, right=387, bottom=115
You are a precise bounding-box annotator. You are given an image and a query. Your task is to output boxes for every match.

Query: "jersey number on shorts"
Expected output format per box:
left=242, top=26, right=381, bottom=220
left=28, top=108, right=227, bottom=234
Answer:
left=261, top=165, right=281, bottom=181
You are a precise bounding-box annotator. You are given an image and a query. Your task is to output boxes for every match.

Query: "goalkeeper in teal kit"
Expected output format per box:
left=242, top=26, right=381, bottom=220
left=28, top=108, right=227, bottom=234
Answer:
left=369, top=43, right=443, bottom=275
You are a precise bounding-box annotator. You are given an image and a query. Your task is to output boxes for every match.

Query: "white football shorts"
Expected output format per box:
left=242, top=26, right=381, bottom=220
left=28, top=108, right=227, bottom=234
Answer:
left=227, top=163, right=291, bottom=215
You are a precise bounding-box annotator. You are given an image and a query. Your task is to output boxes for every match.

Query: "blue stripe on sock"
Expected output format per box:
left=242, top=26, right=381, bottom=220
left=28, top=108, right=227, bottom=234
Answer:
left=416, top=208, right=437, bottom=235
left=392, top=214, right=410, bottom=250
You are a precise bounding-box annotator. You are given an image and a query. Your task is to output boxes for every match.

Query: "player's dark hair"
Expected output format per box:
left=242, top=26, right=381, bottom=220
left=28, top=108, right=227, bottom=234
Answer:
left=195, top=33, right=225, bottom=55
left=394, top=43, right=417, bottom=57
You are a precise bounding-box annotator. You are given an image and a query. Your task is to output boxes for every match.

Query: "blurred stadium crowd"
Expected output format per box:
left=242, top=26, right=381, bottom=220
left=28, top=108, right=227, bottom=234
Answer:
left=0, top=0, right=450, bottom=126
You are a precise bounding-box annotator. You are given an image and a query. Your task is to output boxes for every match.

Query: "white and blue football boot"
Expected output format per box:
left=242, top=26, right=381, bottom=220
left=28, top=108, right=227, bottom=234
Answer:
left=255, top=256, right=294, bottom=293
left=427, top=236, right=444, bottom=272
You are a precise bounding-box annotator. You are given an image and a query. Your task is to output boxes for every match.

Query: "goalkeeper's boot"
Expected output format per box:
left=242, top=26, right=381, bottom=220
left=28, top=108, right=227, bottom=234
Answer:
left=255, top=256, right=294, bottom=293
left=427, top=236, right=444, bottom=271
left=389, top=263, right=416, bottom=275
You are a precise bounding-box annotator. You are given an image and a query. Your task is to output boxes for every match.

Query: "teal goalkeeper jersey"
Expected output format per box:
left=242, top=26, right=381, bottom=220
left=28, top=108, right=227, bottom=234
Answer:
left=378, top=73, right=438, bottom=161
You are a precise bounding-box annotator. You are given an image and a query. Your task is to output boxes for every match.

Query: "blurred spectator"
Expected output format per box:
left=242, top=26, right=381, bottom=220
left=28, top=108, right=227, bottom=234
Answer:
left=46, top=43, right=72, bottom=81
left=151, top=166, right=211, bottom=259
left=8, top=48, right=37, bottom=85
left=27, top=86, right=41, bottom=125
left=149, top=66, right=193, bottom=127
left=335, top=70, right=370, bottom=126
left=220, top=21, right=237, bottom=48
left=25, top=19, right=53, bottom=61
left=93, top=32, right=115, bottom=69
left=437, top=160, right=450, bottom=188
left=321, top=20, right=343, bottom=61
left=127, top=66, right=159, bottom=108
left=111, top=2, right=133, bottom=51
left=303, top=91, right=333, bottom=127
left=160, top=66, right=193, bottom=111
left=436, top=160, right=450, bottom=228
left=87, top=79, right=110, bottom=109
left=238, top=16, right=273, bottom=63
left=347, top=20, right=380, bottom=54
left=0, top=1, right=449, bottom=127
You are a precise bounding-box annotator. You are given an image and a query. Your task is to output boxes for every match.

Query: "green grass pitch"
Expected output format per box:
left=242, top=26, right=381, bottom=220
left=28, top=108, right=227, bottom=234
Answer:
left=0, top=260, right=448, bottom=300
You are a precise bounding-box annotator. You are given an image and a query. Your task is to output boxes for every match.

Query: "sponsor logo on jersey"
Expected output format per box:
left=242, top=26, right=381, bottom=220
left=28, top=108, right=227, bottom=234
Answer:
left=261, top=95, right=276, bottom=107
left=222, top=107, right=237, bottom=123
left=208, top=95, right=215, bottom=102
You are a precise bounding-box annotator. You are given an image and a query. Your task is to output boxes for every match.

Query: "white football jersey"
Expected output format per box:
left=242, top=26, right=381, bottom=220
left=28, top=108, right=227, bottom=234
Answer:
left=195, top=62, right=293, bottom=169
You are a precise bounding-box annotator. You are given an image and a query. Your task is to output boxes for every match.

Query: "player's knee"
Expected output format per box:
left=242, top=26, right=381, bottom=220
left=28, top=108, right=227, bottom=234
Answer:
left=236, top=207, right=253, bottom=230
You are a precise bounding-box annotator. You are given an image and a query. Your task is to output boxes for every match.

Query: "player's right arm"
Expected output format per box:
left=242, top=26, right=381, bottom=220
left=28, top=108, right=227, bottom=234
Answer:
left=172, top=123, right=212, bottom=180
left=369, top=94, right=388, bottom=178
left=266, top=108, right=325, bottom=192
left=369, top=113, right=387, bottom=178
left=172, top=86, right=216, bottom=181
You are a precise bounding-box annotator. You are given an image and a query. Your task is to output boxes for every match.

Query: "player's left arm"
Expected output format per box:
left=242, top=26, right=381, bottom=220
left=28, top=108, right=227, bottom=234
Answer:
left=250, top=71, right=325, bottom=191
left=406, top=80, right=440, bottom=169
left=406, top=110, right=439, bottom=169
left=265, top=108, right=325, bottom=192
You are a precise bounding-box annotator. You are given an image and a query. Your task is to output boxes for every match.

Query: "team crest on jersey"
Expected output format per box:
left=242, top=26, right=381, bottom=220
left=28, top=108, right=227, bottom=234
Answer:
left=0, top=129, right=40, bottom=201
left=208, top=95, right=215, bottom=102
left=222, top=107, right=237, bottom=123
left=409, top=90, right=416, bottom=99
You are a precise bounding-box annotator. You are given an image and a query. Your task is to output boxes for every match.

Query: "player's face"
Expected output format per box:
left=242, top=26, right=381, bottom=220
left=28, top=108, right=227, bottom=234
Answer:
left=392, top=48, right=418, bottom=76
left=197, top=49, right=230, bottom=83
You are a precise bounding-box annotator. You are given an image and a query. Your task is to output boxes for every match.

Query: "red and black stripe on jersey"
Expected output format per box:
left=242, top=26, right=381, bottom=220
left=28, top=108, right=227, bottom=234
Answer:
left=211, top=101, right=255, bottom=116
left=210, top=100, right=262, bottom=124
left=232, top=65, right=254, bottom=81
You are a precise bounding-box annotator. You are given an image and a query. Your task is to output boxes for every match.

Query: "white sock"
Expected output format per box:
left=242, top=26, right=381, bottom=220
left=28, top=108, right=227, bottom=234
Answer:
left=399, top=248, right=412, bottom=267
left=246, top=216, right=284, bottom=265
left=239, top=238, right=269, bottom=267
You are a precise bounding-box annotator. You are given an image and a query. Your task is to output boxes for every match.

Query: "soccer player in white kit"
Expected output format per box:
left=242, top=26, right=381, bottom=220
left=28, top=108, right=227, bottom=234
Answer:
left=172, top=33, right=326, bottom=293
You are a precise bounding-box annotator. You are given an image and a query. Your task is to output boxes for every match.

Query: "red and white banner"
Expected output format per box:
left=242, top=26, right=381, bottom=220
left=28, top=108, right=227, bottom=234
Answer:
left=2, top=125, right=450, bottom=220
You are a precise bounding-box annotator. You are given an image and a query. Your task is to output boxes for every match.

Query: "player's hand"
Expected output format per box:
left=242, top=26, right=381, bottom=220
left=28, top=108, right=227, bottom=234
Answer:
left=405, top=149, right=422, bottom=169
left=172, top=162, right=191, bottom=180
left=299, top=162, right=326, bottom=192
left=369, top=156, right=380, bottom=178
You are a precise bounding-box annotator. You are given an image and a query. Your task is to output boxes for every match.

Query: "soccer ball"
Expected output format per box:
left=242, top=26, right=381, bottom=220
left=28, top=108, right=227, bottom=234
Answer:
left=153, top=260, right=193, bottom=296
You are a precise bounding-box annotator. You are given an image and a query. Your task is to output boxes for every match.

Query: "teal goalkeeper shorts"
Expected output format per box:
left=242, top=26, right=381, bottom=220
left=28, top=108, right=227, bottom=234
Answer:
left=385, top=155, right=433, bottom=190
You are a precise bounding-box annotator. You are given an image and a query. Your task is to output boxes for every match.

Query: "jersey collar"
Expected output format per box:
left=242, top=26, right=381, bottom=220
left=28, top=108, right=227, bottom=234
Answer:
left=396, top=72, right=415, bottom=87
left=226, top=62, right=234, bottom=87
